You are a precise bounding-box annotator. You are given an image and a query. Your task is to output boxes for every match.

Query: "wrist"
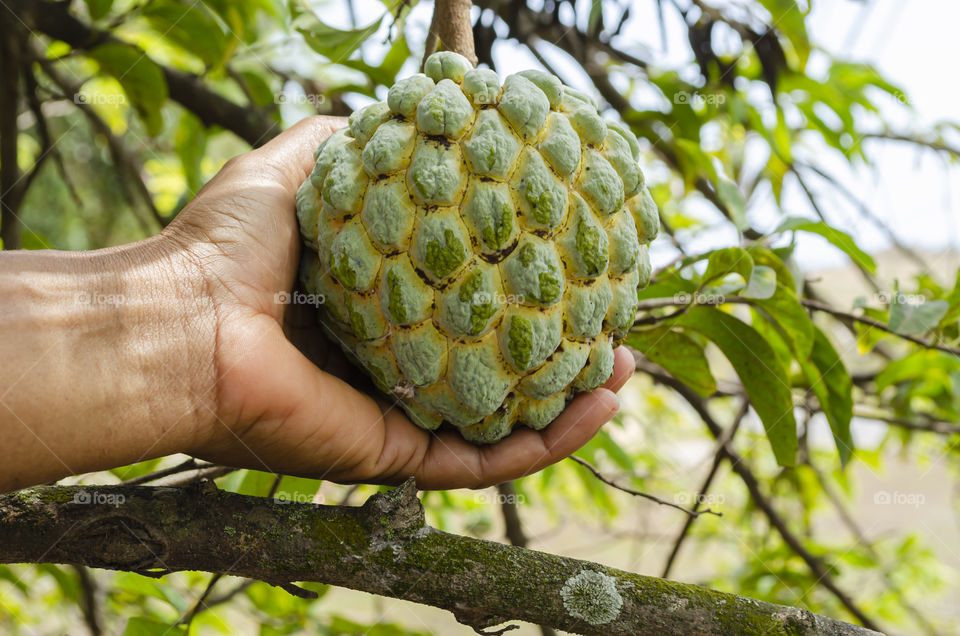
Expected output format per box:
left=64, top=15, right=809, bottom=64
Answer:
left=0, top=237, right=217, bottom=488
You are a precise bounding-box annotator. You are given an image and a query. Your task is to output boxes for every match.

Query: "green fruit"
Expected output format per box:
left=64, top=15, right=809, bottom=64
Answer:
left=296, top=51, right=658, bottom=443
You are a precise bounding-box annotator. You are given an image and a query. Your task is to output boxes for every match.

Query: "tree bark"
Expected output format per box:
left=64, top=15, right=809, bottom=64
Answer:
left=0, top=481, right=879, bottom=636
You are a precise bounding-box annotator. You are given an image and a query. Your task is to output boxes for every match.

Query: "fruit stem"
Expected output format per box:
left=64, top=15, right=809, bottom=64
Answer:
left=422, top=0, right=478, bottom=68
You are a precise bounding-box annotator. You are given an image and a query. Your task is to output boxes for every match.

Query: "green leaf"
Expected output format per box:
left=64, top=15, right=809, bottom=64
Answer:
left=743, top=265, right=777, bottom=299
left=800, top=327, right=854, bottom=465
left=889, top=293, right=949, bottom=336
left=235, top=469, right=279, bottom=496
left=716, top=178, right=748, bottom=230
left=675, top=138, right=718, bottom=182
left=344, top=33, right=410, bottom=86
left=141, top=0, right=229, bottom=67
left=637, top=270, right=696, bottom=300
left=628, top=326, right=717, bottom=397
left=122, top=618, right=186, bottom=636
left=675, top=306, right=798, bottom=466
left=751, top=282, right=814, bottom=358
left=20, top=231, right=53, bottom=250
left=175, top=111, right=207, bottom=195
left=703, top=247, right=754, bottom=287
left=776, top=217, right=876, bottom=273
left=293, top=11, right=382, bottom=62
left=875, top=350, right=960, bottom=392
left=87, top=43, right=168, bottom=136
left=748, top=246, right=798, bottom=294
left=756, top=0, right=810, bottom=69
left=84, top=0, right=114, bottom=20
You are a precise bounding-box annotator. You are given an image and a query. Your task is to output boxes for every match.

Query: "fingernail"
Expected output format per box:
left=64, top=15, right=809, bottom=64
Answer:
left=597, top=388, right=620, bottom=417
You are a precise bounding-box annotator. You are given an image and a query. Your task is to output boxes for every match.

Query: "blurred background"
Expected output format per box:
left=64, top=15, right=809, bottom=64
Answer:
left=1, top=0, right=958, bottom=634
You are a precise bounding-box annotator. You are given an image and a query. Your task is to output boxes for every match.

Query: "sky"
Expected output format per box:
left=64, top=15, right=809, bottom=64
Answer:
left=300, top=0, right=960, bottom=275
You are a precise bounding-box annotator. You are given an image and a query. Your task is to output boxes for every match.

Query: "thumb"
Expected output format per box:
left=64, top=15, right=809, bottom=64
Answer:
left=252, top=115, right=349, bottom=196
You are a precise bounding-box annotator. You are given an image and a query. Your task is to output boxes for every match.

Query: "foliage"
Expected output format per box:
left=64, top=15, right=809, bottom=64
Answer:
left=2, top=0, right=960, bottom=634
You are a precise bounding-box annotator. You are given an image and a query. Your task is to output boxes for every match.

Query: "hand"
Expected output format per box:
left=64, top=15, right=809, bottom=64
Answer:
left=164, top=116, right=633, bottom=489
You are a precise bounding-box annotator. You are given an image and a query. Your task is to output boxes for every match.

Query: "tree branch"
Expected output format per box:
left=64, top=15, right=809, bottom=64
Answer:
left=11, top=0, right=278, bottom=147
left=635, top=358, right=882, bottom=632
left=0, top=481, right=879, bottom=636
left=0, top=19, right=24, bottom=250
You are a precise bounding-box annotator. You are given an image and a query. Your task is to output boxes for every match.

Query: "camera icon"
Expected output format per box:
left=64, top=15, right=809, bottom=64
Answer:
left=73, top=490, right=92, bottom=504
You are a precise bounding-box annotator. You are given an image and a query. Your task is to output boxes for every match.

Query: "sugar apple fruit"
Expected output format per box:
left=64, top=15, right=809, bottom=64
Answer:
left=296, top=51, right=659, bottom=444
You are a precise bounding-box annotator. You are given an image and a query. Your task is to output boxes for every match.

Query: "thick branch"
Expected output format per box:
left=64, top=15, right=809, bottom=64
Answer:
left=0, top=481, right=877, bottom=636
left=10, top=0, right=277, bottom=147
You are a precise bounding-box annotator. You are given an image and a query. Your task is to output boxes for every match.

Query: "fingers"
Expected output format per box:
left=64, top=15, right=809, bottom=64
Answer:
left=412, top=347, right=633, bottom=489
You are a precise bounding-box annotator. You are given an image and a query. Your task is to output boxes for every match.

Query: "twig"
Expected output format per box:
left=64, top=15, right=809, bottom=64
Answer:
left=73, top=565, right=102, bottom=636
left=798, top=162, right=930, bottom=272
left=661, top=400, right=748, bottom=578
left=862, top=131, right=960, bottom=158
left=568, top=456, right=720, bottom=518
left=120, top=458, right=207, bottom=485
left=0, top=20, right=23, bottom=250
left=852, top=407, right=960, bottom=435
left=632, top=295, right=960, bottom=356
left=807, top=460, right=938, bottom=636
left=35, top=54, right=165, bottom=231
left=642, top=365, right=882, bottom=632
left=159, top=465, right=237, bottom=486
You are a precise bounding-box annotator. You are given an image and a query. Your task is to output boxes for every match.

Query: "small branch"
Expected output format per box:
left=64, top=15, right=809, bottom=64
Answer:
left=0, top=20, right=23, bottom=250
left=633, top=295, right=960, bottom=356
left=73, top=565, right=102, bottom=636
left=568, top=456, right=720, bottom=518
left=640, top=364, right=883, bottom=632
left=12, top=0, right=277, bottom=147
left=0, top=480, right=880, bottom=636
left=496, top=482, right=529, bottom=548
left=120, top=458, right=206, bottom=485
left=852, top=407, right=960, bottom=435
left=862, top=131, right=960, bottom=158
left=661, top=401, right=748, bottom=578
left=424, top=0, right=478, bottom=66
left=800, top=298, right=960, bottom=356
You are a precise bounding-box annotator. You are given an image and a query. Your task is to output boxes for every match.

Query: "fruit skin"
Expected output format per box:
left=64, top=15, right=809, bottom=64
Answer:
left=296, top=51, right=659, bottom=444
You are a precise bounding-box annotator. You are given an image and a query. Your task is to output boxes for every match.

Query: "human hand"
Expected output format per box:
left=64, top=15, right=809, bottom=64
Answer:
left=161, top=116, right=634, bottom=489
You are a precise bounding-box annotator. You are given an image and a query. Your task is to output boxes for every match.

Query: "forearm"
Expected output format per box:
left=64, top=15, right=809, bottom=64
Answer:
left=0, top=236, right=216, bottom=492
